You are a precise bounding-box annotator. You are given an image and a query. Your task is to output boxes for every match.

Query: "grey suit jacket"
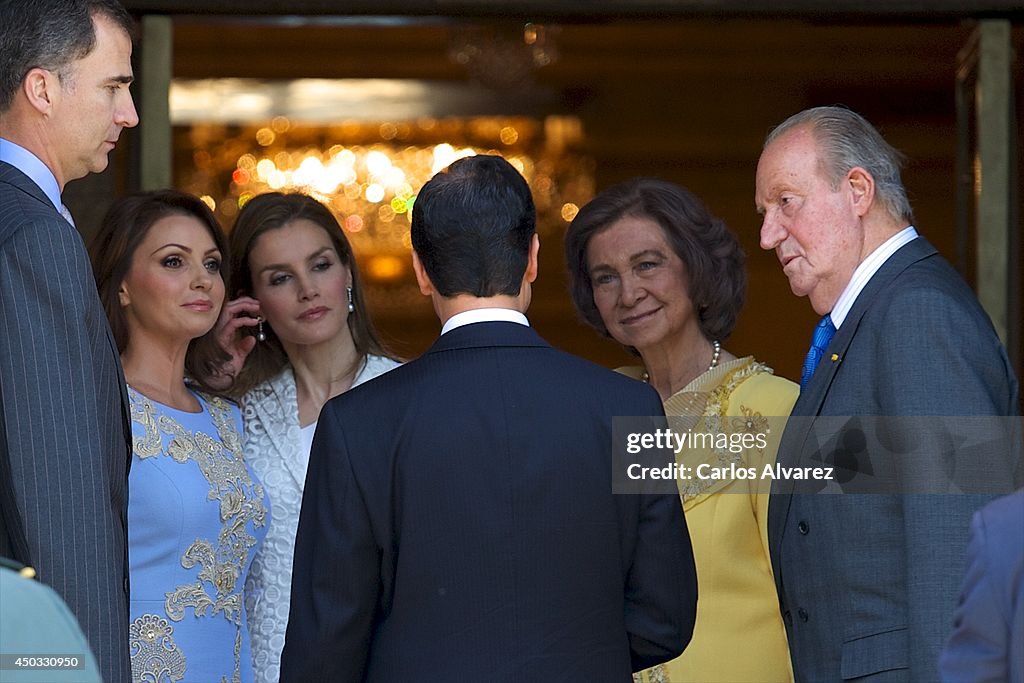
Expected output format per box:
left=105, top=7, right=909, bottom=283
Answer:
left=0, top=161, right=132, bottom=683
left=768, top=237, right=1021, bottom=682
left=940, top=489, right=1024, bottom=683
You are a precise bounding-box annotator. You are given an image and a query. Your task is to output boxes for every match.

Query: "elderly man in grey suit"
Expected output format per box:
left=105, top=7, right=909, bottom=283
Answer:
left=0, top=1, right=138, bottom=681
left=756, top=106, right=1020, bottom=681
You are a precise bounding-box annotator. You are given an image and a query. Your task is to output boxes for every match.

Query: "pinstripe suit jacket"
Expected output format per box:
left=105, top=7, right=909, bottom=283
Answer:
left=768, top=237, right=1021, bottom=682
left=0, top=160, right=132, bottom=683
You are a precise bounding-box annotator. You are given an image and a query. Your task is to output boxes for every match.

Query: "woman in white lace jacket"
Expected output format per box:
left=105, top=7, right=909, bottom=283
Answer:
left=218, top=193, right=400, bottom=683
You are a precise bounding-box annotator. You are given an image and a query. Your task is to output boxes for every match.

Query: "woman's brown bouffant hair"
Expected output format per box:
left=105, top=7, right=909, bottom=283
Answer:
left=564, top=177, right=746, bottom=348
left=88, top=189, right=232, bottom=393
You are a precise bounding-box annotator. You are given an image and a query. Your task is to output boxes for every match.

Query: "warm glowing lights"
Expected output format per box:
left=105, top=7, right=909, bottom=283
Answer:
left=560, top=202, right=580, bottom=222
left=390, top=196, right=411, bottom=214
left=431, top=144, right=477, bottom=174
left=500, top=127, right=519, bottom=145
left=178, top=116, right=592, bottom=292
left=219, top=199, right=238, bottom=218
left=255, top=159, right=275, bottom=180
left=270, top=116, right=290, bottom=134
left=366, top=255, right=405, bottom=281
left=507, top=157, right=527, bottom=175
left=199, top=195, right=216, bottom=211
left=293, top=156, right=324, bottom=187
left=256, top=128, right=275, bottom=146
left=267, top=170, right=287, bottom=190
left=365, top=150, right=392, bottom=177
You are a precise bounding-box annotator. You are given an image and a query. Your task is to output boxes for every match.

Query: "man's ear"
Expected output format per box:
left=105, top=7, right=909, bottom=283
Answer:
left=847, top=167, right=875, bottom=218
left=411, top=250, right=434, bottom=297
left=524, top=233, right=540, bottom=284
left=23, top=68, right=59, bottom=115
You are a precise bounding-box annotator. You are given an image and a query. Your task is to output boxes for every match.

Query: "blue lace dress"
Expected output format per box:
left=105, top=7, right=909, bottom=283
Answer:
left=126, top=387, right=268, bottom=683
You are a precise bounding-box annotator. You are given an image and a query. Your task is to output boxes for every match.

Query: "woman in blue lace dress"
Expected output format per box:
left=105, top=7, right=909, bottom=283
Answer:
left=90, top=190, right=268, bottom=683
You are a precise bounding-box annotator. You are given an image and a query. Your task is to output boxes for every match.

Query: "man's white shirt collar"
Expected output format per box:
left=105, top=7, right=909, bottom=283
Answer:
left=441, top=308, right=530, bottom=335
left=0, top=138, right=62, bottom=213
left=831, top=226, right=918, bottom=329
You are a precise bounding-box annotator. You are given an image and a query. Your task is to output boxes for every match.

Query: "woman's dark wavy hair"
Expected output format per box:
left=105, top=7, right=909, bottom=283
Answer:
left=89, top=189, right=232, bottom=393
left=228, top=192, right=396, bottom=396
left=564, top=177, right=746, bottom=347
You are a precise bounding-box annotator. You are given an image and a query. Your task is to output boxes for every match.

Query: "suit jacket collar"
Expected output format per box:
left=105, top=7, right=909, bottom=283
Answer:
left=0, top=142, right=61, bottom=208
left=769, top=237, right=939, bottom=555
left=426, top=320, right=550, bottom=355
left=245, top=367, right=306, bottom=488
left=794, top=236, right=938, bottom=417
left=0, top=161, right=53, bottom=212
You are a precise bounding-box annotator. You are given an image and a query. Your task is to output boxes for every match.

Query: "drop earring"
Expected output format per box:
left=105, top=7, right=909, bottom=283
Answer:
left=346, top=286, right=355, bottom=313
left=256, top=317, right=267, bottom=342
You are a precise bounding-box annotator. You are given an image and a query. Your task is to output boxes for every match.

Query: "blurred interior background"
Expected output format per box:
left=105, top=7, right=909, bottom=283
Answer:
left=67, top=3, right=1023, bottom=382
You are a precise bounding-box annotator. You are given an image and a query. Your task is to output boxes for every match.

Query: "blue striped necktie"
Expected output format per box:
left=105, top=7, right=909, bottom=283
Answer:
left=800, top=314, right=836, bottom=389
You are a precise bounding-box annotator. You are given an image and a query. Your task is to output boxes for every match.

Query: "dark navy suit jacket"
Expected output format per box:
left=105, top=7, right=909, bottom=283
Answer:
left=279, top=321, right=697, bottom=682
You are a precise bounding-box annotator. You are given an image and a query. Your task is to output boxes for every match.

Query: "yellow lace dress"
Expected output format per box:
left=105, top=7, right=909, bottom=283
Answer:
left=621, top=357, right=798, bottom=683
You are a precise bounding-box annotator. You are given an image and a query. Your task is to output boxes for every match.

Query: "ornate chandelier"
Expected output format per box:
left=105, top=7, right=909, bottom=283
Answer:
left=175, top=114, right=593, bottom=312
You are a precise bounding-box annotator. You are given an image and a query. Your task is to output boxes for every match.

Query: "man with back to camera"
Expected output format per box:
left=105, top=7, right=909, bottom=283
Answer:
left=279, top=154, right=697, bottom=682
left=756, top=105, right=1020, bottom=681
left=0, top=1, right=139, bottom=681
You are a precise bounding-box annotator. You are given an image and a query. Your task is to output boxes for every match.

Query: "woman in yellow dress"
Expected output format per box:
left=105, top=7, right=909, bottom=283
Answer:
left=565, top=178, right=797, bottom=683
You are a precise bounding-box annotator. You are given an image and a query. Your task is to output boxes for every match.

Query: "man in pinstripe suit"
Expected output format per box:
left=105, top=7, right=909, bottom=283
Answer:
left=0, top=1, right=138, bottom=681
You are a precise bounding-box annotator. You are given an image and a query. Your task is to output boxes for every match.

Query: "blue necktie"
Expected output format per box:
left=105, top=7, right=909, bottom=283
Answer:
left=800, top=314, right=836, bottom=389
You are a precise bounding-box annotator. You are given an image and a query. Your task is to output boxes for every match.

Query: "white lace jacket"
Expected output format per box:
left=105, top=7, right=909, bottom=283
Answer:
left=241, top=355, right=399, bottom=683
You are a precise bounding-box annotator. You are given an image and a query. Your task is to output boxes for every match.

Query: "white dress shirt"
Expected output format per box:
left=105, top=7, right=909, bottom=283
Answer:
left=831, top=226, right=919, bottom=329
left=0, top=138, right=63, bottom=212
left=440, top=307, right=530, bottom=335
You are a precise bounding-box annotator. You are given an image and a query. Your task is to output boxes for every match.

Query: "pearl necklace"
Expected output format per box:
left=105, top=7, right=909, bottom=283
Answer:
left=642, top=339, right=721, bottom=383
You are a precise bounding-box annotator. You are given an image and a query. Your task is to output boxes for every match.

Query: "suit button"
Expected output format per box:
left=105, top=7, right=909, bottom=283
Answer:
left=798, top=520, right=809, bottom=535
left=783, top=610, right=792, bottom=625
left=797, top=608, right=809, bottom=622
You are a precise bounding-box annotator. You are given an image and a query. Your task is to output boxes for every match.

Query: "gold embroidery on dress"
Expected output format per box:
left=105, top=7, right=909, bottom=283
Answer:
left=129, top=614, right=187, bottom=683
left=732, top=403, right=770, bottom=440
left=633, top=663, right=670, bottom=683
left=674, top=361, right=773, bottom=500
left=129, top=388, right=266, bottom=683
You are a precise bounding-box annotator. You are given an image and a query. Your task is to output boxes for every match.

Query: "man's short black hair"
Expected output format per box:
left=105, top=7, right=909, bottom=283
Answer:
left=411, top=154, right=536, bottom=298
